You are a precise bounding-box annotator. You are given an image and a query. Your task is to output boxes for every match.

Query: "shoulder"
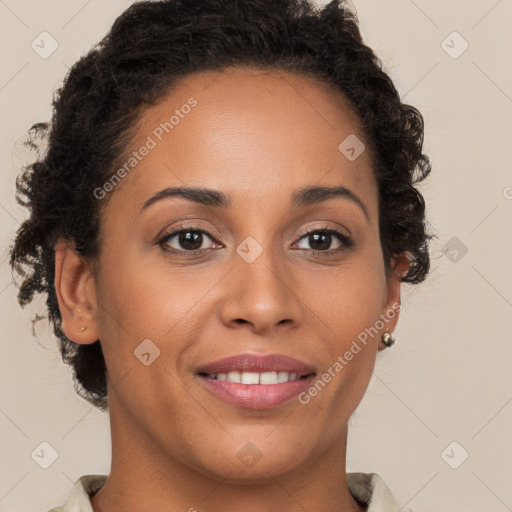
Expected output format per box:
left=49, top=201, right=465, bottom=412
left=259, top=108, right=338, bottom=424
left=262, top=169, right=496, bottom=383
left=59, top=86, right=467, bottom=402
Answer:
left=347, top=472, right=417, bottom=512
left=44, top=474, right=107, bottom=512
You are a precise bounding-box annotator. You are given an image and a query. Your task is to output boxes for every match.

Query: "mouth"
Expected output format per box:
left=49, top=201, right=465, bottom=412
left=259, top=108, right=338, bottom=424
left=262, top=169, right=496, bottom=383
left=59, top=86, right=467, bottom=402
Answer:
left=195, top=352, right=317, bottom=377
left=195, top=371, right=317, bottom=409
left=197, top=370, right=316, bottom=384
left=195, top=353, right=317, bottom=409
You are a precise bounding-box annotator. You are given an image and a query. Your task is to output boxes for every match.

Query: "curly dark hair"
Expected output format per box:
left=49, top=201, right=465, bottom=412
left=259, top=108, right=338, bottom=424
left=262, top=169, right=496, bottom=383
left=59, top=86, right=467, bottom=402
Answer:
left=9, top=0, right=432, bottom=412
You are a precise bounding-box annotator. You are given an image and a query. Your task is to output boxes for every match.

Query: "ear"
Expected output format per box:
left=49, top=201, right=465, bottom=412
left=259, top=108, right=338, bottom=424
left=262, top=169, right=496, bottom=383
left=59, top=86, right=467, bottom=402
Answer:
left=378, top=252, right=410, bottom=351
left=54, top=239, right=99, bottom=344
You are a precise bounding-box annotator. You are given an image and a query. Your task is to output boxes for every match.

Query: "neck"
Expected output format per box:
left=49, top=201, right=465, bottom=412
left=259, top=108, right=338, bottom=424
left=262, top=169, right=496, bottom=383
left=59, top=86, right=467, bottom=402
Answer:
left=91, top=397, right=367, bottom=512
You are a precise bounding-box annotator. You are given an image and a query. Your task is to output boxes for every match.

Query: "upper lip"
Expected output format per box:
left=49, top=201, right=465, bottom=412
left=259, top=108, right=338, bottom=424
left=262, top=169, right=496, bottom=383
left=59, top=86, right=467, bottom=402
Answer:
left=196, top=353, right=317, bottom=377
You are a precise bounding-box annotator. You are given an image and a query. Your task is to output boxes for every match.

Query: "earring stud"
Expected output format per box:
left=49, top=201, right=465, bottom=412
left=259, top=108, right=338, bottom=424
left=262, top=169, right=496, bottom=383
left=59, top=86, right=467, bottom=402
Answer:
left=381, top=329, right=395, bottom=348
left=77, top=326, right=87, bottom=332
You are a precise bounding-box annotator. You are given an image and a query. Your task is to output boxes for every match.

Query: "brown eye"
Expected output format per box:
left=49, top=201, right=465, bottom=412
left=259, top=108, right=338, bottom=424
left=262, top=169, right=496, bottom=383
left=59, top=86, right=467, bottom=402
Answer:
left=158, top=226, right=221, bottom=255
left=293, top=228, right=354, bottom=254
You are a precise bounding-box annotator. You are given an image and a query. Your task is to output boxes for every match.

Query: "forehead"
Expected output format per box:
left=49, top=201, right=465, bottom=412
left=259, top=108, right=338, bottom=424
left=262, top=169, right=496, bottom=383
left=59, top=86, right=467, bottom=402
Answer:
left=108, top=66, right=377, bottom=216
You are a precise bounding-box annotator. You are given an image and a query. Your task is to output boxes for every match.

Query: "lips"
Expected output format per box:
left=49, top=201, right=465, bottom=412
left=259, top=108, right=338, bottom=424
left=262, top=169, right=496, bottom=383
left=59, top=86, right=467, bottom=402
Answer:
left=195, top=353, right=318, bottom=409
left=195, top=353, right=317, bottom=377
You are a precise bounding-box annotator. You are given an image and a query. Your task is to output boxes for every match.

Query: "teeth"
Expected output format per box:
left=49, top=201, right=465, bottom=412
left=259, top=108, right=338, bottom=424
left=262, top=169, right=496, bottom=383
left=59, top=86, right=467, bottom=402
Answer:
left=208, top=371, right=302, bottom=384
left=278, top=371, right=298, bottom=383
left=260, top=372, right=279, bottom=384
left=240, top=372, right=259, bottom=384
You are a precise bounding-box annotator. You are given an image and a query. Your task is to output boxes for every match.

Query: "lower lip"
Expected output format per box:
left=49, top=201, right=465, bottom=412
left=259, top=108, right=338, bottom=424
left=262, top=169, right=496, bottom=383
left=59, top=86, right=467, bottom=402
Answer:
left=196, top=374, right=316, bottom=409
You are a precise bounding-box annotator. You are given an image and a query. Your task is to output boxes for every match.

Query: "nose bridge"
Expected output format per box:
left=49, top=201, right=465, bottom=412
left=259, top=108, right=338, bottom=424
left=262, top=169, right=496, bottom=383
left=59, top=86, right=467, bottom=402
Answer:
left=220, top=232, right=303, bottom=332
left=239, top=237, right=286, bottom=295
left=238, top=232, right=289, bottom=301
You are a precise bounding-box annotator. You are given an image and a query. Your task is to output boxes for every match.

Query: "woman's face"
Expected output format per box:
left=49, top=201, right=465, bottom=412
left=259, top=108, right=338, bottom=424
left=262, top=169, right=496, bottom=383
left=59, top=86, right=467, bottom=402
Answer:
left=76, top=67, right=403, bottom=479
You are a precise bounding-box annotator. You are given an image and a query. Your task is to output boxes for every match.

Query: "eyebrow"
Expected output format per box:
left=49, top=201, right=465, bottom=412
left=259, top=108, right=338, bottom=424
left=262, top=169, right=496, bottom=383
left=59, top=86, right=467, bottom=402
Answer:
left=140, top=185, right=369, bottom=220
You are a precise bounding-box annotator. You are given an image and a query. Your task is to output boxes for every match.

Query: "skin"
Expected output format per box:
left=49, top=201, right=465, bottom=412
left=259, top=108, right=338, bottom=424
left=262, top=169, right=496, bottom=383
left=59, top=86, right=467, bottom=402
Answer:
left=54, top=66, right=408, bottom=512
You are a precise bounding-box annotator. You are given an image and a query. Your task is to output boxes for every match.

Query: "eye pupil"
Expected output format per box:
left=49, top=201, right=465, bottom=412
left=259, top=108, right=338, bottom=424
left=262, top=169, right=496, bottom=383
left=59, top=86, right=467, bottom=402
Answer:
left=309, top=233, right=331, bottom=251
left=179, top=231, right=202, bottom=250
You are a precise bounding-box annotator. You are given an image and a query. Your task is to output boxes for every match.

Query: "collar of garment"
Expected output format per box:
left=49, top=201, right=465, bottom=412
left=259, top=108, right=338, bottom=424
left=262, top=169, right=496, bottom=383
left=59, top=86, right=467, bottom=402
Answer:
left=46, top=472, right=415, bottom=512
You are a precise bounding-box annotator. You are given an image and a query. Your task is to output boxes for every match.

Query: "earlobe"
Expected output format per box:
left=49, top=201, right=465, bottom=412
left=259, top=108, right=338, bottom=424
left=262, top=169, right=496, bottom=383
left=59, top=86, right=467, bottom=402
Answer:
left=54, top=239, right=99, bottom=344
left=378, top=252, right=410, bottom=350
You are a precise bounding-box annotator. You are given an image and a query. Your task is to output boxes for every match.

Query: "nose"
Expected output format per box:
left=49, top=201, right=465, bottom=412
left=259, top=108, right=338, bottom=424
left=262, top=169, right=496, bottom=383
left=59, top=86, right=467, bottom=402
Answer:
left=218, top=246, right=305, bottom=335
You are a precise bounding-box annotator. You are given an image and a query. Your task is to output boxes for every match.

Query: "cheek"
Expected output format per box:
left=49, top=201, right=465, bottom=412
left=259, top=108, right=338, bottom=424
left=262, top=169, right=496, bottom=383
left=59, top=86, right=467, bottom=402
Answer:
left=94, top=251, right=227, bottom=366
left=308, top=257, right=386, bottom=336
left=304, top=249, right=385, bottom=387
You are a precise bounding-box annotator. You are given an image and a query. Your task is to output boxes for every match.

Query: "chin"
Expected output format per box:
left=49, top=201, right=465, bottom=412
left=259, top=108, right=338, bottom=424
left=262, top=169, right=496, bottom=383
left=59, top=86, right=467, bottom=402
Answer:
left=192, top=439, right=311, bottom=483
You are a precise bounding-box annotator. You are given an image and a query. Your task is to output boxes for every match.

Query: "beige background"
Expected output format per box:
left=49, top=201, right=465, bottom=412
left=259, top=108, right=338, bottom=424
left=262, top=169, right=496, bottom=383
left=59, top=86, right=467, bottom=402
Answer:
left=1, top=1, right=511, bottom=511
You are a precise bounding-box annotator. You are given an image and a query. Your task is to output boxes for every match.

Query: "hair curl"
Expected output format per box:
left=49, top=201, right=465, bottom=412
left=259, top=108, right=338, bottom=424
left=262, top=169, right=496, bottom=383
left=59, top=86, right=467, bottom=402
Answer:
left=9, top=0, right=433, bottom=411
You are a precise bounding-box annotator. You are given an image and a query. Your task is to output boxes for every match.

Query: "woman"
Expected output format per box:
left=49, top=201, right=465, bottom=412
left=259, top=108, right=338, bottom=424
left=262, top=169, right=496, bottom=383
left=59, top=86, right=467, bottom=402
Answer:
left=10, top=0, right=431, bottom=510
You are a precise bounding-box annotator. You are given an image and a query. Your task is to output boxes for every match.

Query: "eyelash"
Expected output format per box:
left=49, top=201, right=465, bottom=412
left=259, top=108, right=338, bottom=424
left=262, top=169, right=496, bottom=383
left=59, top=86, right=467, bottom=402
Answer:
left=156, top=223, right=354, bottom=258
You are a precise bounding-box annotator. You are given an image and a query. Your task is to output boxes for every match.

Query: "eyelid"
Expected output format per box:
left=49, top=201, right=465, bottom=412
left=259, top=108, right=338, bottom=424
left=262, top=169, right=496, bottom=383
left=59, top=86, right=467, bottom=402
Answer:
left=157, top=219, right=223, bottom=242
